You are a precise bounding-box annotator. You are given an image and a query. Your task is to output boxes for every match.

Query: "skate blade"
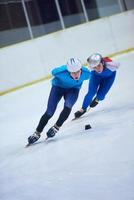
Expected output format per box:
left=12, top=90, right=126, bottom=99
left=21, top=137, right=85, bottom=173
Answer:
left=71, top=117, right=79, bottom=121
left=25, top=143, right=31, bottom=148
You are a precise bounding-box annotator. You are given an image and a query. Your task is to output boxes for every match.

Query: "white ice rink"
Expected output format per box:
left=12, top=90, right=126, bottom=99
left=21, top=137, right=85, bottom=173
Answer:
left=0, top=52, right=134, bottom=200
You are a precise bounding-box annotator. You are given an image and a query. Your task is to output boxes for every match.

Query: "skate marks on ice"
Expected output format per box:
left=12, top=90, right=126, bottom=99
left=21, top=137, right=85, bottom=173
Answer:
left=25, top=102, right=134, bottom=148
left=25, top=137, right=58, bottom=148
left=25, top=125, right=92, bottom=148
left=73, top=102, right=134, bottom=121
left=69, top=102, right=134, bottom=137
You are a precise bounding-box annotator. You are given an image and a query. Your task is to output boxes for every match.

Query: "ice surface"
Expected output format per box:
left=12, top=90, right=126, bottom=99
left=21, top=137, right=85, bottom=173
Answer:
left=0, top=52, right=134, bottom=200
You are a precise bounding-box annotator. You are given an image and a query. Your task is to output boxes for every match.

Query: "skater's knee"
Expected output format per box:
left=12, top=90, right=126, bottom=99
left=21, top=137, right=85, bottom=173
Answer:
left=62, top=106, right=72, bottom=114
left=42, top=111, right=53, bottom=119
left=46, top=110, right=55, bottom=117
left=64, top=101, right=74, bottom=109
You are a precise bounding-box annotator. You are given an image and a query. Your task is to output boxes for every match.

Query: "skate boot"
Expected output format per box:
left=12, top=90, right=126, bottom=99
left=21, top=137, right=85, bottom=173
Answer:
left=74, top=108, right=86, bottom=119
left=46, top=125, right=59, bottom=138
left=28, top=131, right=41, bottom=144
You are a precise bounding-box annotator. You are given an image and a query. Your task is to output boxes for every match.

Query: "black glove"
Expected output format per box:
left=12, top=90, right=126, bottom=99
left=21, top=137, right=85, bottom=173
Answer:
left=90, top=98, right=99, bottom=108
left=74, top=109, right=86, bottom=118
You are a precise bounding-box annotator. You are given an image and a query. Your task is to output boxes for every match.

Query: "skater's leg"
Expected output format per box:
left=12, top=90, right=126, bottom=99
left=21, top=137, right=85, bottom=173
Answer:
left=36, top=86, right=63, bottom=133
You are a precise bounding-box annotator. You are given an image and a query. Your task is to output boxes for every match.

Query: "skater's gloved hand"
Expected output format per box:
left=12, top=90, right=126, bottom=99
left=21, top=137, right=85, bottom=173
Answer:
left=74, top=109, right=86, bottom=118
left=90, top=98, right=99, bottom=108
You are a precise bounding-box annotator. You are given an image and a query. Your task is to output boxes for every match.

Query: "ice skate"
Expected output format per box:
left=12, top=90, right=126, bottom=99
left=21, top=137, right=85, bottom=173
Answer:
left=27, top=131, right=41, bottom=146
left=46, top=125, right=59, bottom=139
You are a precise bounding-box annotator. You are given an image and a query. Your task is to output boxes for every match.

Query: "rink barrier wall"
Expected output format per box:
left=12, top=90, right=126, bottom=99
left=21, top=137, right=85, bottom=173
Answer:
left=0, top=10, right=134, bottom=95
left=0, top=47, right=134, bottom=96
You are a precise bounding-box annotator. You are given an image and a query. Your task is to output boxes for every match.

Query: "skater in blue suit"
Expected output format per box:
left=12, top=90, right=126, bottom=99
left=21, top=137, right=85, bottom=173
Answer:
left=74, top=53, right=120, bottom=119
left=28, top=58, right=90, bottom=144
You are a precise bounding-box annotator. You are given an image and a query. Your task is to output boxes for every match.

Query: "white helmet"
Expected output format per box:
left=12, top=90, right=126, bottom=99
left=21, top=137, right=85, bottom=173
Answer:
left=67, top=58, right=82, bottom=72
left=87, top=53, right=102, bottom=68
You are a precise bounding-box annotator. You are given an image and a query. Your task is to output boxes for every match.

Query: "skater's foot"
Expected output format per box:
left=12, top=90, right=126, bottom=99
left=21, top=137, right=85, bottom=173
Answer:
left=28, top=131, right=41, bottom=144
left=46, top=125, right=59, bottom=138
